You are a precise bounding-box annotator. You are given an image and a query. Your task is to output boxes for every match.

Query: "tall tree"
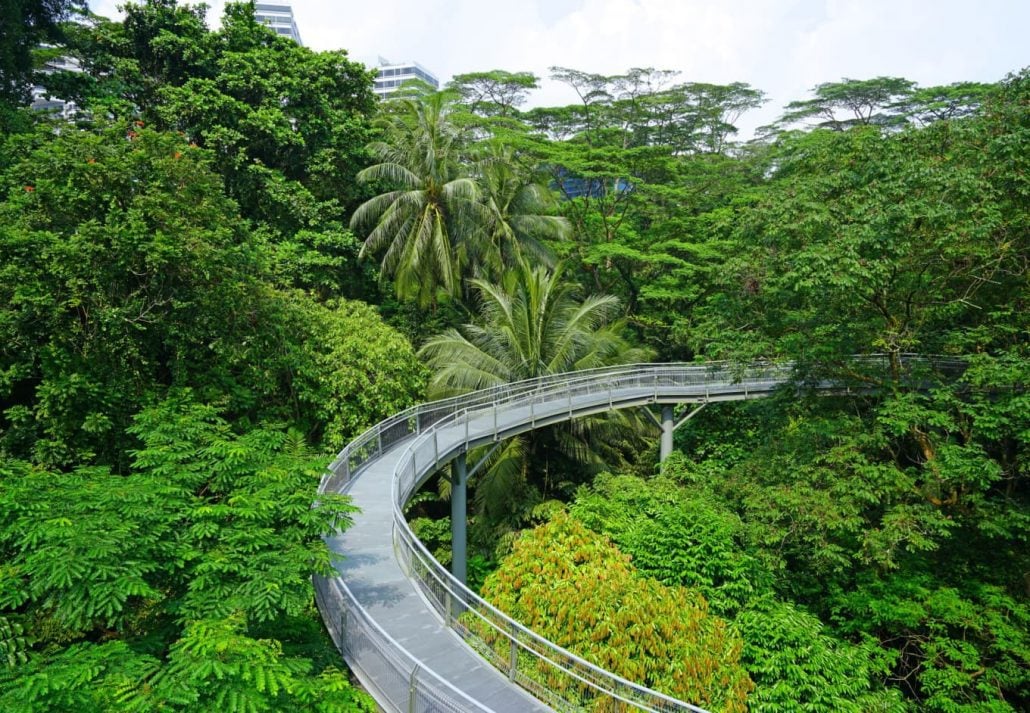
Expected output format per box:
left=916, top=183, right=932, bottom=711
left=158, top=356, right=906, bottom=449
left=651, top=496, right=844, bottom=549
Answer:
left=447, top=69, right=538, bottom=118
left=546, top=66, right=764, bottom=154
left=0, top=120, right=424, bottom=468
left=772, top=76, right=916, bottom=132
left=353, top=92, right=568, bottom=304
left=0, top=121, right=268, bottom=467
left=474, top=143, right=569, bottom=270
left=49, top=1, right=380, bottom=301
left=419, top=259, right=648, bottom=535
left=521, top=66, right=763, bottom=324
left=420, top=259, right=643, bottom=393
left=351, top=92, right=482, bottom=305
left=894, top=81, right=994, bottom=126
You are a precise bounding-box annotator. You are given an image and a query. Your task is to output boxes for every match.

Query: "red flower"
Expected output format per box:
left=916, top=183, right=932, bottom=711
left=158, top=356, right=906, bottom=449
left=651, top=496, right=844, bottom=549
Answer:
left=24, top=185, right=34, bottom=192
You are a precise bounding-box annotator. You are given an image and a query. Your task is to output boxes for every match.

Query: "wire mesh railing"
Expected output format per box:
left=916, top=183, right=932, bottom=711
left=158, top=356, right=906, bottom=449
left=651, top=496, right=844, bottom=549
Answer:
left=313, top=575, right=494, bottom=712
left=316, top=356, right=963, bottom=712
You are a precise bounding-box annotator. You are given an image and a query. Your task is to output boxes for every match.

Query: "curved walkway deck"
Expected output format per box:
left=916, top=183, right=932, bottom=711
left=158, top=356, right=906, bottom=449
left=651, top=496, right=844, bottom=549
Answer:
left=314, top=359, right=949, bottom=712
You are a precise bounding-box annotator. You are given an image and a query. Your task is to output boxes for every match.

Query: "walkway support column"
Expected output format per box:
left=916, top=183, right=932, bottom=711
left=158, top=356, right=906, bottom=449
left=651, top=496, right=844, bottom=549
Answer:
left=450, top=455, right=467, bottom=585
left=660, top=405, right=674, bottom=462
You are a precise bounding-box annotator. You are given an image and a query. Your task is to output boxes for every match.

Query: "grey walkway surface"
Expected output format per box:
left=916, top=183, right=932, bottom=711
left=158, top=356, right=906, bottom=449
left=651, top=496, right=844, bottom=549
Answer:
left=318, top=363, right=814, bottom=713
left=326, top=444, right=550, bottom=712
left=316, top=358, right=956, bottom=712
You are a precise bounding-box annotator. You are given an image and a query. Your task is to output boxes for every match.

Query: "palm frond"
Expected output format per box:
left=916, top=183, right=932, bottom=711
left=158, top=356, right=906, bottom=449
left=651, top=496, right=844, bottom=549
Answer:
left=356, top=161, right=423, bottom=189
left=471, top=437, right=532, bottom=524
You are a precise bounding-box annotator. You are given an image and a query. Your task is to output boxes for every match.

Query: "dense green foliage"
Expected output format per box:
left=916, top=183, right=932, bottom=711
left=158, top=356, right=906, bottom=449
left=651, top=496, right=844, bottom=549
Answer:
left=672, top=77, right=1030, bottom=711
left=418, top=258, right=648, bottom=550
left=0, top=397, right=373, bottom=711
left=571, top=467, right=904, bottom=712
left=458, top=67, right=1026, bottom=711
left=2, top=2, right=1027, bottom=709
left=480, top=513, right=753, bottom=712
left=0, top=4, right=427, bottom=709
left=0, top=122, right=424, bottom=468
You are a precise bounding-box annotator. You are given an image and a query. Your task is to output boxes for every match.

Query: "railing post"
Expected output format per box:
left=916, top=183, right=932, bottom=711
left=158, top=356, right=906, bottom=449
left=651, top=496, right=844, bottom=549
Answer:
left=408, top=665, right=420, bottom=713
left=433, top=429, right=439, bottom=462
left=450, top=455, right=467, bottom=586
left=377, top=429, right=383, bottom=457
left=509, top=622, right=518, bottom=681
left=493, top=405, right=498, bottom=440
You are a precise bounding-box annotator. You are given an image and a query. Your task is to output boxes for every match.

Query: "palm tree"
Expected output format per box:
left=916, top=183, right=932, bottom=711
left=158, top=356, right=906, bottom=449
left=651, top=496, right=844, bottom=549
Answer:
left=351, top=95, right=570, bottom=305
left=421, top=259, right=643, bottom=390
left=474, top=145, right=570, bottom=273
left=419, top=259, right=649, bottom=542
left=350, top=92, right=482, bottom=305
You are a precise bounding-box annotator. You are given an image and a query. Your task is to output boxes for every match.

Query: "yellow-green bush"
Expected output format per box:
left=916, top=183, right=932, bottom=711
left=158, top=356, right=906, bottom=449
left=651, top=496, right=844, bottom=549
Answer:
left=480, top=512, right=753, bottom=712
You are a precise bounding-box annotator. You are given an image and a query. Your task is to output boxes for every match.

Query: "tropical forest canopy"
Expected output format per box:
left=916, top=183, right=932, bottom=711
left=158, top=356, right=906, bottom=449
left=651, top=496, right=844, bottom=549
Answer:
left=0, top=2, right=1027, bottom=711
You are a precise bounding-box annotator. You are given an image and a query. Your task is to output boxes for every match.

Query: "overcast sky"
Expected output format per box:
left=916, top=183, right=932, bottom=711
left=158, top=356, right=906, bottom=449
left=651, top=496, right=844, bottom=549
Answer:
left=88, top=0, right=1028, bottom=138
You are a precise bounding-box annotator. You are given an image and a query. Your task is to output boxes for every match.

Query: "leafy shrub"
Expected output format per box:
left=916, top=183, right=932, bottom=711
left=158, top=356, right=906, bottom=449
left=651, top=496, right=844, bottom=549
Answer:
left=479, top=513, right=753, bottom=712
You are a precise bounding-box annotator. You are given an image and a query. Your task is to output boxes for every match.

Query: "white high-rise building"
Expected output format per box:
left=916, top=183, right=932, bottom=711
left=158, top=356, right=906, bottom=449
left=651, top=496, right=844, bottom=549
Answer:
left=373, top=58, right=440, bottom=99
left=30, top=53, right=81, bottom=118
left=254, top=3, right=302, bottom=44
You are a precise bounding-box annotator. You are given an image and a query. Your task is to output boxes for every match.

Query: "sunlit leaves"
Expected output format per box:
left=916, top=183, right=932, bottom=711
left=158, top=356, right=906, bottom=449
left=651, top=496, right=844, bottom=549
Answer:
left=481, top=513, right=753, bottom=712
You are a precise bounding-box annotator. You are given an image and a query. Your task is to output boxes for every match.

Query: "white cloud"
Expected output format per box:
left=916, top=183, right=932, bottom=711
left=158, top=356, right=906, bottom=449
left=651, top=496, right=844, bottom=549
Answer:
left=87, top=0, right=1029, bottom=138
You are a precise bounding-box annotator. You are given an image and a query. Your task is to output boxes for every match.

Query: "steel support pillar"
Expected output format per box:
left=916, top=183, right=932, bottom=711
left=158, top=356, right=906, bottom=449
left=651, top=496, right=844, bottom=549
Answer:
left=660, top=405, right=674, bottom=462
left=450, top=455, right=468, bottom=585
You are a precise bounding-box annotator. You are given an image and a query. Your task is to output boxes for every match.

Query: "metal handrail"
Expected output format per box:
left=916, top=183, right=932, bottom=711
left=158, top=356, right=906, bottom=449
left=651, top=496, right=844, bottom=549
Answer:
left=321, top=359, right=791, bottom=491
left=389, top=362, right=791, bottom=712
left=392, top=497, right=707, bottom=713
left=313, top=576, right=495, bottom=712
left=323, top=355, right=964, bottom=493
left=316, top=355, right=963, bottom=712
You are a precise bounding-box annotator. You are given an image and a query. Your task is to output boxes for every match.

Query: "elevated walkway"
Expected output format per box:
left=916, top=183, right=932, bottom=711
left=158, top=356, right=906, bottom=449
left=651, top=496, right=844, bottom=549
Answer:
left=314, top=358, right=953, bottom=712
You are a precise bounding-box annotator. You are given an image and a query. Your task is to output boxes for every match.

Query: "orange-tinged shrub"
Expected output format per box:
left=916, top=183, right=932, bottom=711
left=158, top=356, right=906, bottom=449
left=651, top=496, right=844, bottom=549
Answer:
left=480, top=513, right=753, bottom=712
